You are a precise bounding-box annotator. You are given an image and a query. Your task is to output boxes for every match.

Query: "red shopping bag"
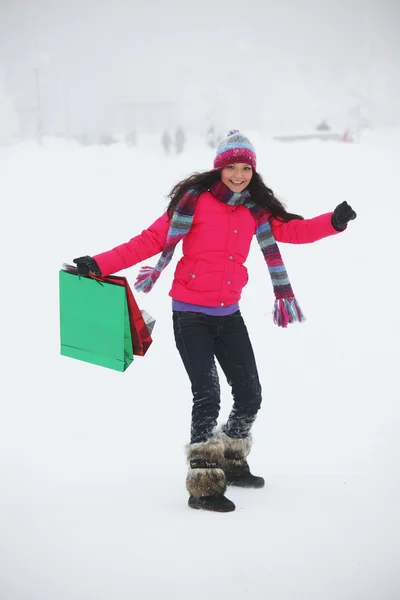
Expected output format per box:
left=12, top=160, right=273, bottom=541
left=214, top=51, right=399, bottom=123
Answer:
left=122, top=277, right=153, bottom=356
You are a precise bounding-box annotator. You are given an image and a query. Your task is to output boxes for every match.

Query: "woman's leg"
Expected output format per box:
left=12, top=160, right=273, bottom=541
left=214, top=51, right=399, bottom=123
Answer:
left=173, top=311, right=235, bottom=510
left=173, top=311, right=221, bottom=443
left=214, top=311, right=265, bottom=488
left=214, top=311, right=262, bottom=439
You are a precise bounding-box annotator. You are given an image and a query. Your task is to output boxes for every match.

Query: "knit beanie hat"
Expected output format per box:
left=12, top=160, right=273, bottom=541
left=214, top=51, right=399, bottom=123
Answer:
left=213, top=129, right=257, bottom=170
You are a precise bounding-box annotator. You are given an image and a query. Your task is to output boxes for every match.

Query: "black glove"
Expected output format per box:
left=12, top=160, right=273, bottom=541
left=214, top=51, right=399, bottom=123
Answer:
left=72, top=255, right=102, bottom=277
left=331, top=201, right=357, bottom=231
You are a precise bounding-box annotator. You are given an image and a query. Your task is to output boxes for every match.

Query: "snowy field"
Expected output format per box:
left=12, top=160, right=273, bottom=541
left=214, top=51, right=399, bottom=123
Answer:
left=1, top=129, right=399, bottom=600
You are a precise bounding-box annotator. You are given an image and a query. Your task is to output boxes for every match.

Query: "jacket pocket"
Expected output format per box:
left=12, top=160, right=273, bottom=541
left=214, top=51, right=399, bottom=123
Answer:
left=234, top=264, right=249, bottom=290
left=175, top=257, right=199, bottom=287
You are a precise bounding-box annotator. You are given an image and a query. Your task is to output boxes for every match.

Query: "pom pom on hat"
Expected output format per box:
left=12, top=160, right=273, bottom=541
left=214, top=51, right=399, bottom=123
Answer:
left=214, top=130, right=256, bottom=170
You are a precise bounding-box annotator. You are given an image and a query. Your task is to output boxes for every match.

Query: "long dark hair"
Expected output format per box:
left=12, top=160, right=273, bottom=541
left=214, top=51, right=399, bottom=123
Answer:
left=166, top=169, right=303, bottom=221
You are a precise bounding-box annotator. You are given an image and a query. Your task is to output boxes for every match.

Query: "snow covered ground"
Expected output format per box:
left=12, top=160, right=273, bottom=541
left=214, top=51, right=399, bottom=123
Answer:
left=1, top=129, right=399, bottom=600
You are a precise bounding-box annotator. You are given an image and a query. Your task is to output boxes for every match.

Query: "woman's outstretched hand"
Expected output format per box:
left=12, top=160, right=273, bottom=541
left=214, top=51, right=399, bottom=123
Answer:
left=331, top=201, right=357, bottom=231
left=72, top=255, right=102, bottom=277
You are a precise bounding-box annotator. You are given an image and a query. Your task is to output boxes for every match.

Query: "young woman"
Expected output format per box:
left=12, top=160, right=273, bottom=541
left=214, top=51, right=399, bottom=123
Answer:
left=73, top=130, right=357, bottom=513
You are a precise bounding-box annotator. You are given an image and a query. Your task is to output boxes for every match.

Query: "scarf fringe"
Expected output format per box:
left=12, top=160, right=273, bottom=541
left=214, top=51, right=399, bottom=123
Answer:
left=273, top=298, right=305, bottom=328
left=134, top=266, right=158, bottom=293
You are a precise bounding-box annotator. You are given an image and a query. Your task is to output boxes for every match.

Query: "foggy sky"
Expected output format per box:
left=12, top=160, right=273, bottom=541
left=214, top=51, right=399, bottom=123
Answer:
left=1, top=0, right=399, bottom=135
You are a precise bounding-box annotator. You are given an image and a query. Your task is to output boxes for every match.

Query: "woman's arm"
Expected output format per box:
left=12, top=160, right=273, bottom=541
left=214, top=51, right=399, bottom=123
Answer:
left=270, top=212, right=342, bottom=244
left=93, top=212, right=170, bottom=276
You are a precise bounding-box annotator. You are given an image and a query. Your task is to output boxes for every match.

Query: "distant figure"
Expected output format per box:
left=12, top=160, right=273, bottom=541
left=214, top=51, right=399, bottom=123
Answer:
left=342, top=129, right=354, bottom=143
left=206, top=125, right=217, bottom=149
left=125, top=131, right=137, bottom=146
left=162, top=130, right=172, bottom=155
left=316, top=120, right=331, bottom=132
left=175, top=126, right=185, bottom=154
left=100, top=134, right=117, bottom=146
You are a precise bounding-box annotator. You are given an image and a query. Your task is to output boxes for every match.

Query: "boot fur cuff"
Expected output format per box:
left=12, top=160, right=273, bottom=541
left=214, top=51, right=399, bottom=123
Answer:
left=218, top=431, right=252, bottom=460
left=185, top=438, right=227, bottom=497
left=185, top=438, right=225, bottom=467
left=186, top=467, right=226, bottom=497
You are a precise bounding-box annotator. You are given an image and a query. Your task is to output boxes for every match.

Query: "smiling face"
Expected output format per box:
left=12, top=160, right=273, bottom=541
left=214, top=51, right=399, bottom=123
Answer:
left=220, top=163, right=253, bottom=193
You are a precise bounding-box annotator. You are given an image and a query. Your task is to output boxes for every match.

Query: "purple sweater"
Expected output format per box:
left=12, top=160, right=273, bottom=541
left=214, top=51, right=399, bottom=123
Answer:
left=172, top=299, right=239, bottom=316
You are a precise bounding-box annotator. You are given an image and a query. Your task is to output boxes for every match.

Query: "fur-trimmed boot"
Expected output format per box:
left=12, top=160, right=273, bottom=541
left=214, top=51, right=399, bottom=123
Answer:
left=186, top=438, right=235, bottom=512
left=220, top=431, right=265, bottom=488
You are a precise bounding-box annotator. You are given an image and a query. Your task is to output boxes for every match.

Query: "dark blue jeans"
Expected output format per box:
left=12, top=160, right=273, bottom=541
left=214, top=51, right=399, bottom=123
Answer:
left=173, top=310, right=262, bottom=443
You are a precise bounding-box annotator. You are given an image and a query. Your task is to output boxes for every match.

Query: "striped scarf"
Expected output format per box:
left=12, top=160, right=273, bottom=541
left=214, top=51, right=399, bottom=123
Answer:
left=134, top=180, right=305, bottom=327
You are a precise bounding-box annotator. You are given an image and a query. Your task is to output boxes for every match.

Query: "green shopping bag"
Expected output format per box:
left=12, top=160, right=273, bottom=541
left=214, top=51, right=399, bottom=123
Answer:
left=59, top=269, right=134, bottom=372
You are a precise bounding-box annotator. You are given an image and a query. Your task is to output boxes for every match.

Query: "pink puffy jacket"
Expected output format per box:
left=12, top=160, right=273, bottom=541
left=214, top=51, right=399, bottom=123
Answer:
left=94, top=191, right=340, bottom=306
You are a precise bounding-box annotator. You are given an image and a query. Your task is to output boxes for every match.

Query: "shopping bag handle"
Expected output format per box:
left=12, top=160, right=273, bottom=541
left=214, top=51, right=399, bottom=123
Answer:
left=88, top=272, right=105, bottom=287
left=61, top=264, right=105, bottom=286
